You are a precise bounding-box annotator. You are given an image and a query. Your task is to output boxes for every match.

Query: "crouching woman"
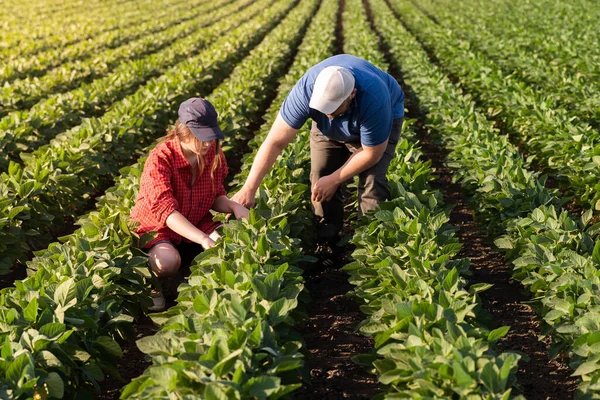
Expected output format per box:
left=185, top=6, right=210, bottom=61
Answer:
left=130, top=98, right=249, bottom=311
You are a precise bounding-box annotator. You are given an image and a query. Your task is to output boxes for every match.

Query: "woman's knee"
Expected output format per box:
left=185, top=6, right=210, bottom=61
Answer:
left=148, top=242, right=181, bottom=278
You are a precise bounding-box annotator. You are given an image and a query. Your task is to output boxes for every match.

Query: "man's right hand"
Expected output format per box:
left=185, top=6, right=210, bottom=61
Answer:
left=232, top=187, right=256, bottom=209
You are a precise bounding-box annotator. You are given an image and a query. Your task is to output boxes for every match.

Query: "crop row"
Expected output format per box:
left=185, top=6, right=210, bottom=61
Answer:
left=417, top=0, right=600, bottom=132
left=382, top=0, right=600, bottom=396
left=0, top=0, right=289, bottom=275
left=0, top=0, right=195, bottom=59
left=332, top=0, right=523, bottom=397
left=0, top=0, right=250, bottom=163
left=394, top=0, right=600, bottom=215
left=440, top=0, right=600, bottom=80
left=122, top=0, right=339, bottom=392
left=0, top=0, right=208, bottom=84
left=0, top=0, right=237, bottom=117
left=0, top=0, right=318, bottom=396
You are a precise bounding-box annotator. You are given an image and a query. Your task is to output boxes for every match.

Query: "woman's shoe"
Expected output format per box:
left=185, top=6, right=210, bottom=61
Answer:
left=148, top=289, right=166, bottom=312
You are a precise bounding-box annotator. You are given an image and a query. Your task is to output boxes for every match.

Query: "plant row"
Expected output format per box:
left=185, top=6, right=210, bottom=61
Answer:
left=0, top=0, right=208, bottom=84
left=0, top=0, right=238, bottom=117
left=415, top=0, right=600, bottom=131
left=439, top=0, right=600, bottom=81
left=394, top=0, right=600, bottom=213
left=333, top=0, right=524, bottom=397
left=113, top=0, right=339, bottom=397
left=0, top=0, right=319, bottom=396
left=383, top=0, right=600, bottom=396
left=0, top=0, right=290, bottom=275
left=0, top=0, right=250, bottom=163
left=0, top=0, right=195, bottom=59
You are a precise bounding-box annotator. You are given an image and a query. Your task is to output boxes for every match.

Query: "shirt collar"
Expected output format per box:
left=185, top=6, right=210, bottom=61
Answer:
left=171, top=137, right=192, bottom=169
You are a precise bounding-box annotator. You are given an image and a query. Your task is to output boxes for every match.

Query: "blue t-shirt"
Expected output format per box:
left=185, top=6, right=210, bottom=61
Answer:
left=280, top=54, right=404, bottom=146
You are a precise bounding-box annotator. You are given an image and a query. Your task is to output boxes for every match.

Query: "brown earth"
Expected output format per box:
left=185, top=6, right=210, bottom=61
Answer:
left=293, top=251, right=380, bottom=400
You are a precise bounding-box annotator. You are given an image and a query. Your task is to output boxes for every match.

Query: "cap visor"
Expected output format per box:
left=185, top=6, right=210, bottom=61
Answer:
left=189, top=125, right=224, bottom=142
left=309, top=97, right=342, bottom=115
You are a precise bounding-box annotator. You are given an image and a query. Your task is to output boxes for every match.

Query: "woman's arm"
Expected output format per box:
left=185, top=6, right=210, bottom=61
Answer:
left=212, top=196, right=249, bottom=220
left=165, top=211, right=215, bottom=249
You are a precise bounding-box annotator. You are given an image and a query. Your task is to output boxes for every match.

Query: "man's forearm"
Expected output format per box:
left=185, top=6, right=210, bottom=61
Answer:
left=329, top=149, right=381, bottom=184
left=243, top=140, right=284, bottom=191
left=242, top=114, right=298, bottom=193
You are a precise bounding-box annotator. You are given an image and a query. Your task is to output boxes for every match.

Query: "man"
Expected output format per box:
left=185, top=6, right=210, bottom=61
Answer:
left=233, top=54, right=404, bottom=244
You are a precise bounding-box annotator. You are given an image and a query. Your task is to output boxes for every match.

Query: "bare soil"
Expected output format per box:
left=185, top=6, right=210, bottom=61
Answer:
left=293, top=251, right=379, bottom=399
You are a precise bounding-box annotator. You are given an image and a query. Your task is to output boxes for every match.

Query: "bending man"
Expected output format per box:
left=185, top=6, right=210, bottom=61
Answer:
left=233, top=54, right=405, bottom=242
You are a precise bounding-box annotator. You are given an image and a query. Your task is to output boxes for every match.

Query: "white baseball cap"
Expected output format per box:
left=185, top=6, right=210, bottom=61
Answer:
left=309, top=66, right=355, bottom=114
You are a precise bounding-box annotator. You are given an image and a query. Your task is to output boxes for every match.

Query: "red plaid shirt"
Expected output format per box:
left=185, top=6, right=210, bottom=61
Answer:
left=130, top=137, right=228, bottom=248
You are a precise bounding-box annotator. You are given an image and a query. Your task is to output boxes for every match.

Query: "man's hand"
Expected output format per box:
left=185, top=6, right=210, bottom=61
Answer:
left=312, top=175, right=340, bottom=203
left=232, top=203, right=250, bottom=220
left=231, top=187, right=256, bottom=208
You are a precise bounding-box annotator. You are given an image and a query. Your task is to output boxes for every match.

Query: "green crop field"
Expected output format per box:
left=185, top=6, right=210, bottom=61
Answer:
left=1, top=0, right=599, bottom=398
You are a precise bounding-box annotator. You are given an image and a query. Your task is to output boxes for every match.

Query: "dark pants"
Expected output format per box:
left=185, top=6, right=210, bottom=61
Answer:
left=309, top=118, right=403, bottom=239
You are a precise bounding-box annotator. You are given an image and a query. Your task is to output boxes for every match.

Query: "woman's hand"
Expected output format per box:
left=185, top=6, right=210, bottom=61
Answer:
left=199, top=235, right=216, bottom=250
left=232, top=203, right=250, bottom=220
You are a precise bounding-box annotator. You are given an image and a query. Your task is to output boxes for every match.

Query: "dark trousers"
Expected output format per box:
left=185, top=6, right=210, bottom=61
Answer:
left=309, top=118, right=403, bottom=238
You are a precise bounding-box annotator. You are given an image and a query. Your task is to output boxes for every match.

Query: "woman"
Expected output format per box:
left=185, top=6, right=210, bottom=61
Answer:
left=131, top=98, right=249, bottom=311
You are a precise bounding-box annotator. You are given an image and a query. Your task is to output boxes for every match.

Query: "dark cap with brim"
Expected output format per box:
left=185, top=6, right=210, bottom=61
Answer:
left=178, top=98, right=224, bottom=142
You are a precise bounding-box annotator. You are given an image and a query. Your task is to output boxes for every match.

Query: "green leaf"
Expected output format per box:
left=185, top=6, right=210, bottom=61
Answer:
left=45, top=372, right=64, bottom=398
left=23, top=297, right=38, bottom=323
left=453, top=362, right=475, bottom=388
left=213, top=349, right=243, bottom=377
left=468, top=283, right=493, bottom=294
left=592, top=240, right=600, bottom=264
left=204, top=383, right=228, bottom=400
left=82, top=363, right=104, bottom=381
left=6, top=353, right=34, bottom=384
left=582, top=209, right=594, bottom=227
left=39, top=323, right=66, bottom=338
left=572, top=361, right=600, bottom=377
left=96, top=336, right=122, bottom=357
left=136, top=335, right=172, bottom=356
left=375, top=210, right=394, bottom=222
left=480, top=361, right=498, bottom=392
left=442, top=268, right=458, bottom=291
left=246, top=376, right=280, bottom=399
left=54, top=278, right=76, bottom=306
left=257, top=235, right=268, bottom=257
left=488, top=326, right=510, bottom=342
left=494, top=237, right=513, bottom=249
left=268, top=298, right=293, bottom=325
left=193, top=294, right=210, bottom=314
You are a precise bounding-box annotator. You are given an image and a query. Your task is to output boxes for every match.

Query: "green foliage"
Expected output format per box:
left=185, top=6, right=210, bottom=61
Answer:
left=0, top=0, right=290, bottom=275
left=339, top=0, right=522, bottom=397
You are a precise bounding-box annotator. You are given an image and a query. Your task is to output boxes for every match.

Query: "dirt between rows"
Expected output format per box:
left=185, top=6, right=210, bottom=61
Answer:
left=414, top=120, right=578, bottom=399
left=293, top=238, right=380, bottom=399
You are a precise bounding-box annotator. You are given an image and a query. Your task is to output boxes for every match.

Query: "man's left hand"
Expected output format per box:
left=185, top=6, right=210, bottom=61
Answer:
left=312, top=175, right=340, bottom=203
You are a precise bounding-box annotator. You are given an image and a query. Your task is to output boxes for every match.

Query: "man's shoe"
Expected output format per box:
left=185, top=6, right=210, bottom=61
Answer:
left=148, top=289, right=166, bottom=312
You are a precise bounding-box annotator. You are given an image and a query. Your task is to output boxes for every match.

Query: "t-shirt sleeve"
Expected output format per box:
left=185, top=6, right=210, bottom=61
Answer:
left=279, top=75, right=311, bottom=129
left=360, top=95, right=393, bottom=147
left=144, top=153, right=179, bottom=226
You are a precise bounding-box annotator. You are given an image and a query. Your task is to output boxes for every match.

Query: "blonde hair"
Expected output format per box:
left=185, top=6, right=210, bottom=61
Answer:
left=164, top=120, right=222, bottom=191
